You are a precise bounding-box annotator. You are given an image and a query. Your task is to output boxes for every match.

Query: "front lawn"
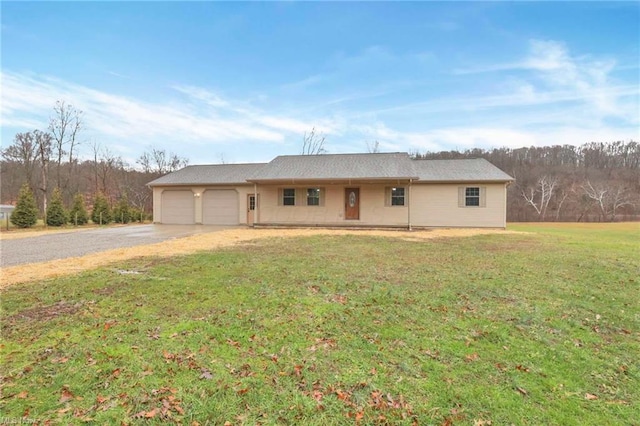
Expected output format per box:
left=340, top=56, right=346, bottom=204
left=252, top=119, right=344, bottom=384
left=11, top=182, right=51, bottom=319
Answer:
left=1, top=224, right=638, bottom=424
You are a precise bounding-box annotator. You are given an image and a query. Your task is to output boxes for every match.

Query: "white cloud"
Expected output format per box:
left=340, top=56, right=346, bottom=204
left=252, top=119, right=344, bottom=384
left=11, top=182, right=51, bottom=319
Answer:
left=2, top=36, right=637, bottom=165
left=1, top=71, right=333, bottom=150
left=453, top=39, right=636, bottom=120
left=171, top=85, right=229, bottom=108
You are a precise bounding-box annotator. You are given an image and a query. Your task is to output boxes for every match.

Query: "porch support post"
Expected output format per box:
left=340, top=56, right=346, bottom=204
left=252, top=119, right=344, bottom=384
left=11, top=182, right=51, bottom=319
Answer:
left=254, top=183, right=258, bottom=227
left=408, top=179, right=412, bottom=231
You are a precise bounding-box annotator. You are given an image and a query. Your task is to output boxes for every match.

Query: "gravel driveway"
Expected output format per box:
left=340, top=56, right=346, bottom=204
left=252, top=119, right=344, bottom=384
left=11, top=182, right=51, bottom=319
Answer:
left=0, top=224, right=234, bottom=267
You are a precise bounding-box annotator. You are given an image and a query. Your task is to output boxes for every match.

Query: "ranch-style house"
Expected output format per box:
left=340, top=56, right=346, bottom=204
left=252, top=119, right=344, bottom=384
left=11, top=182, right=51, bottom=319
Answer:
left=148, top=152, right=514, bottom=228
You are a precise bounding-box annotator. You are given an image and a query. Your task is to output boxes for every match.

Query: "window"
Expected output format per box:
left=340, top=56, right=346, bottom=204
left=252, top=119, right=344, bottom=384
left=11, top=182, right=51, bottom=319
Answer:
left=390, top=187, right=405, bottom=206
left=282, top=188, right=296, bottom=206
left=307, top=188, right=321, bottom=206
left=458, top=186, right=486, bottom=208
left=465, top=187, right=480, bottom=206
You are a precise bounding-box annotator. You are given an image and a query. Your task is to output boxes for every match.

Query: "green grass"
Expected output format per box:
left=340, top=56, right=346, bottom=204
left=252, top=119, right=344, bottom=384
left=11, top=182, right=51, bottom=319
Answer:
left=2, top=224, right=638, bottom=425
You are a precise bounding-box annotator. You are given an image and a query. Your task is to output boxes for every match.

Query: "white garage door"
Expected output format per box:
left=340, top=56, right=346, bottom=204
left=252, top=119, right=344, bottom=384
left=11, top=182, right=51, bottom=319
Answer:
left=203, top=190, right=238, bottom=225
left=161, top=190, right=195, bottom=224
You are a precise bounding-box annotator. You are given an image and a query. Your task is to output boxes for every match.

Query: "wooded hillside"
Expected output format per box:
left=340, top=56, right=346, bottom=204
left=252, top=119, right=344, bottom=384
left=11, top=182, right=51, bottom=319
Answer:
left=2, top=128, right=637, bottom=223
left=414, top=141, right=639, bottom=222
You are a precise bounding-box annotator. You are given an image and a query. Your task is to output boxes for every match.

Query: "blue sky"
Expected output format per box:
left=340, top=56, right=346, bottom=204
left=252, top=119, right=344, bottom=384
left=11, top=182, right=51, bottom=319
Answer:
left=2, top=2, right=638, bottom=166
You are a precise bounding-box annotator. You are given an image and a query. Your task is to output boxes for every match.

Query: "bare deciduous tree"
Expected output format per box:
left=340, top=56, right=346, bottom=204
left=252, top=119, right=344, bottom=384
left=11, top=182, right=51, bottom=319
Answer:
left=520, top=175, right=558, bottom=221
left=89, top=141, right=125, bottom=196
left=49, top=101, right=83, bottom=190
left=366, top=140, right=380, bottom=153
left=301, top=127, right=326, bottom=155
left=33, top=130, right=53, bottom=216
left=582, top=181, right=635, bottom=222
left=137, top=148, right=188, bottom=174
left=1, top=132, right=38, bottom=192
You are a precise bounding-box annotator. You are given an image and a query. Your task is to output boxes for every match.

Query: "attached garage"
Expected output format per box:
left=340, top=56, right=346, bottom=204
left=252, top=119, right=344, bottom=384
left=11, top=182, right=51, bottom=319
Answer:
left=161, top=190, right=195, bottom=224
left=203, top=189, right=239, bottom=225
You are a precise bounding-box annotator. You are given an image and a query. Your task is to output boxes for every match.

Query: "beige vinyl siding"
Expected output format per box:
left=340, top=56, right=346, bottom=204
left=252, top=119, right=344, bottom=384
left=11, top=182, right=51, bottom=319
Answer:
left=258, top=184, right=409, bottom=226
left=152, top=182, right=508, bottom=228
left=411, top=183, right=507, bottom=228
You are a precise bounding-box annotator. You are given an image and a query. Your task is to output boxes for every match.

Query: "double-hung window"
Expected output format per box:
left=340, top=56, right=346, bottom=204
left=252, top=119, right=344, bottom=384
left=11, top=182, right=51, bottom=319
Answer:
left=307, top=188, right=321, bottom=206
left=390, top=187, right=405, bottom=206
left=459, top=186, right=485, bottom=207
left=465, top=187, right=480, bottom=206
left=282, top=188, right=296, bottom=206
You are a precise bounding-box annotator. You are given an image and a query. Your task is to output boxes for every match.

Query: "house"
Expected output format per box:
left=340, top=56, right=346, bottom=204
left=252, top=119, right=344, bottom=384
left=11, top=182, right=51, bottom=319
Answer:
left=148, top=152, right=514, bottom=228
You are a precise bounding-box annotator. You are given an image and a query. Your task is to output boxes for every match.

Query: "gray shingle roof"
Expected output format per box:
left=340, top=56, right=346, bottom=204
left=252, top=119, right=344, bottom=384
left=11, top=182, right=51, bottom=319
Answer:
left=248, top=153, right=418, bottom=182
left=148, top=155, right=513, bottom=186
left=147, top=163, right=266, bottom=186
left=412, top=158, right=513, bottom=182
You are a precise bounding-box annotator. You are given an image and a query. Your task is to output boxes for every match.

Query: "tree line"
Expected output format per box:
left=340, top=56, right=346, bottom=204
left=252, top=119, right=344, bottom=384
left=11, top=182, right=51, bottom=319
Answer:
left=2, top=101, right=637, bottom=224
left=413, top=141, right=640, bottom=222
left=1, top=101, right=187, bottom=227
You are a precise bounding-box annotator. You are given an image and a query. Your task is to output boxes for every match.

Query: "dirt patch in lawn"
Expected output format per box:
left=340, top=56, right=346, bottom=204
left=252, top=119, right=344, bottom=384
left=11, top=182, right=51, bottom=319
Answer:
left=2, top=300, right=81, bottom=328
left=1, top=227, right=518, bottom=288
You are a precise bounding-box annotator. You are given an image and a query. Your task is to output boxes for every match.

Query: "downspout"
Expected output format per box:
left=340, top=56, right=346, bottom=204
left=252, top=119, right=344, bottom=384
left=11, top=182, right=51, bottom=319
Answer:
left=503, top=181, right=509, bottom=229
left=408, top=179, right=412, bottom=231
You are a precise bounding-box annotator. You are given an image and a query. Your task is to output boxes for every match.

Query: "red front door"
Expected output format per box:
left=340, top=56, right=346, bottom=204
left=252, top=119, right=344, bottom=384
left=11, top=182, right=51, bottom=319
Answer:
left=345, top=188, right=359, bottom=220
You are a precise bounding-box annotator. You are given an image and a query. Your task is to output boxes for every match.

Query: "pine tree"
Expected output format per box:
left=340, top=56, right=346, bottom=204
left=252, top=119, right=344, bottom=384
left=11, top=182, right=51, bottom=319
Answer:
left=69, top=193, right=89, bottom=225
left=11, top=183, right=39, bottom=228
left=113, top=194, right=131, bottom=224
left=91, top=192, right=112, bottom=224
left=46, top=187, right=68, bottom=226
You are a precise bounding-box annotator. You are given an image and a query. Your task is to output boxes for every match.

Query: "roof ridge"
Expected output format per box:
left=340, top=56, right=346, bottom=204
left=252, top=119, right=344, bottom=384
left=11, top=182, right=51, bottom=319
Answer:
left=274, top=152, right=408, bottom=158
left=187, top=162, right=268, bottom=166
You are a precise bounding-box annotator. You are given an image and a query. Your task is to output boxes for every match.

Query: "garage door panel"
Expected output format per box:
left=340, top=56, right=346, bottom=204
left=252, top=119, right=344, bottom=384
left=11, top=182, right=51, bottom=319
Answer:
left=161, top=191, right=195, bottom=224
left=203, top=190, right=238, bottom=225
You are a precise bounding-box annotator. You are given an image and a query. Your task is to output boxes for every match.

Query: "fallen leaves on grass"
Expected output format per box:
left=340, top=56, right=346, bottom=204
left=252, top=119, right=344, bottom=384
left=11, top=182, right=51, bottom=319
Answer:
left=59, top=387, right=74, bottom=403
left=308, top=337, right=337, bottom=352
left=199, top=369, right=213, bottom=380
left=320, top=384, right=416, bottom=423
left=132, top=387, right=184, bottom=420
left=465, top=353, right=479, bottom=362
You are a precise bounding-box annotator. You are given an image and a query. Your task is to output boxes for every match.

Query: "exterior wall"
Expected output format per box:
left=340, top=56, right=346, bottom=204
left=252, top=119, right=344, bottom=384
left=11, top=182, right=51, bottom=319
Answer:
left=152, top=182, right=508, bottom=228
left=256, top=184, right=409, bottom=227
left=153, top=185, right=254, bottom=224
left=410, top=183, right=508, bottom=228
